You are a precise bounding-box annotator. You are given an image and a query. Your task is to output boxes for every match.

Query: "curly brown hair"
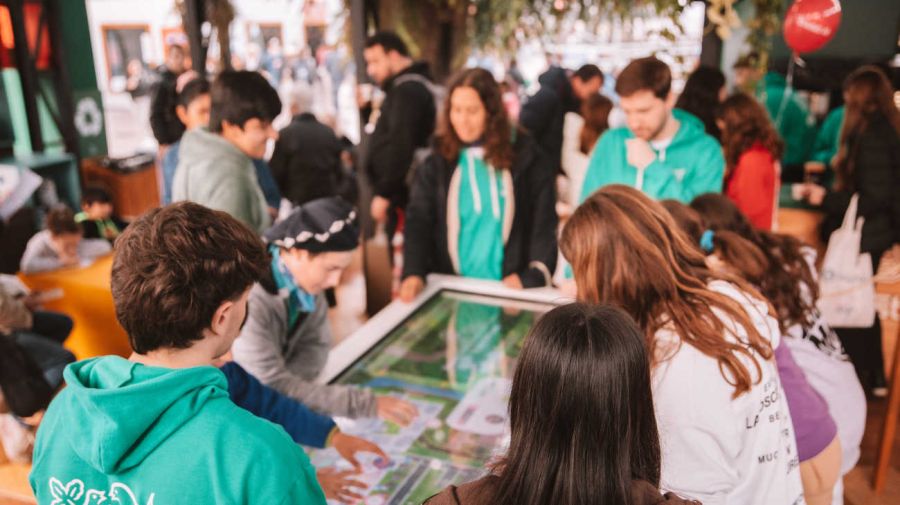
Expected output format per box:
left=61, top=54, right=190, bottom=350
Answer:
left=717, top=93, right=783, bottom=180
left=437, top=67, right=514, bottom=170
left=691, top=193, right=819, bottom=335
left=111, top=202, right=268, bottom=354
left=662, top=199, right=770, bottom=297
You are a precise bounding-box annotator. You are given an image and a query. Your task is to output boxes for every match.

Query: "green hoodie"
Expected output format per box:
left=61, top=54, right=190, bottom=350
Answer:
left=579, top=109, right=724, bottom=203
left=30, top=356, right=325, bottom=505
left=810, top=106, right=844, bottom=166
left=757, top=73, right=818, bottom=167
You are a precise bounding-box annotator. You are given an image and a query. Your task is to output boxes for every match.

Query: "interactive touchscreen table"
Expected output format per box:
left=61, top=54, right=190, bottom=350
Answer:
left=309, top=275, right=565, bottom=504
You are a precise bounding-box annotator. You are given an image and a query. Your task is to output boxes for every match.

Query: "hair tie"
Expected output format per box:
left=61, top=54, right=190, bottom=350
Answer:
left=700, top=229, right=715, bottom=253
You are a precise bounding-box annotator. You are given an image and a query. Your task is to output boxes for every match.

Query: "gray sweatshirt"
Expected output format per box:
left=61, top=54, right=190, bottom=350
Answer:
left=19, top=230, right=111, bottom=274
left=232, top=282, right=378, bottom=418
left=172, top=128, right=271, bottom=233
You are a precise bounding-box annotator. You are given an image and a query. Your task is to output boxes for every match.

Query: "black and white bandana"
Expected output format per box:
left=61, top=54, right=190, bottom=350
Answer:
left=264, top=197, right=359, bottom=252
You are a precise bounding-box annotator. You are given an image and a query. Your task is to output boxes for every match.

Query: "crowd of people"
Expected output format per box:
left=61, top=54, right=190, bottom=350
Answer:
left=1, top=27, right=898, bottom=505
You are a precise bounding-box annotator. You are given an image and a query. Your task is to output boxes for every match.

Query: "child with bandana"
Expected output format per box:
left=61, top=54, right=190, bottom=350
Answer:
left=233, top=197, right=419, bottom=425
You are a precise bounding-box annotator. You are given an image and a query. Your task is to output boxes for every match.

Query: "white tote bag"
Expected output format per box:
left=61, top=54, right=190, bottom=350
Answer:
left=818, top=194, right=876, bottom=328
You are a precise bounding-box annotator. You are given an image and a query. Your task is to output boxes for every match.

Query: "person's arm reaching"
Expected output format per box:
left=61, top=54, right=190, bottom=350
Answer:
left=233, top=295, right=380, bottom=418
left=221, top=361, right=336, bottom=447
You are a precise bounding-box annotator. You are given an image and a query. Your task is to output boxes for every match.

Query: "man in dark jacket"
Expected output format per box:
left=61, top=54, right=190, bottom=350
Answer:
left=519, top=64, right=604, bottom=172
left=362, top=32, right=436, bottom=237
left=270, top=84, right=344, bottom=207
left=149, top=45, right=187, bottom=146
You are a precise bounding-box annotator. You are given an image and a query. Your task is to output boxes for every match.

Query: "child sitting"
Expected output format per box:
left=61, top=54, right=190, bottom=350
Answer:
left=75, top=186, right=126, bottom=243
left=20, top=206, right=111, bottom=273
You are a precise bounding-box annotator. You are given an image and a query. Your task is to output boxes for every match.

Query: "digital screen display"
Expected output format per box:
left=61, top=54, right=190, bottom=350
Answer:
left=307, top=290, right=553, bottom=504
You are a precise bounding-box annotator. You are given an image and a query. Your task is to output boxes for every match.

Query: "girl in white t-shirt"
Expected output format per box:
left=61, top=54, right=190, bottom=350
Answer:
left=560, top=185, right=805, bottom=505
left=691, top=193, right=866, bottom=505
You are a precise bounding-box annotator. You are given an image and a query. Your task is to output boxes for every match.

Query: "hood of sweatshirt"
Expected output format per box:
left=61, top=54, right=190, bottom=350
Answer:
left=178, top=128, right=247, bottom=172
left=58, top=356, right=228, bottom=474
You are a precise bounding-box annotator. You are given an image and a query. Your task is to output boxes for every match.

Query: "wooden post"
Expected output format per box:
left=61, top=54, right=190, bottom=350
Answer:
left=873, top=279, right=900, bottom=492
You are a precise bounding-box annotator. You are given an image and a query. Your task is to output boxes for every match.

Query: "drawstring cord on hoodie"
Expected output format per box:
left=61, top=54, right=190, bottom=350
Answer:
left=465, top=148, right=501, bottom=219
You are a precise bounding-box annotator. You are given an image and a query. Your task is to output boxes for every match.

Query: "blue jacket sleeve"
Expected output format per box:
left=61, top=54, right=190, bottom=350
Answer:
left=221, top=362, right=337, bottom=448
left=252, top=158, right=283, bottom=210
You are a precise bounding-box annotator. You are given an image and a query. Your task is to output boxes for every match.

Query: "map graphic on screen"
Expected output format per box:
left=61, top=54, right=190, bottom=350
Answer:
left=307, top=290, right=553, bottom=504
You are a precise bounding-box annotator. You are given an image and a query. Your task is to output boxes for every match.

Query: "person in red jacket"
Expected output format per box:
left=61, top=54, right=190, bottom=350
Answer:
left=716, top=92, right=784, bottom=230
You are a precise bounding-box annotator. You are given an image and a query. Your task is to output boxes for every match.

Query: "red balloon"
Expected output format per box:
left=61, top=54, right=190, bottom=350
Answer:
left=783, top=0, right=842, bottom=54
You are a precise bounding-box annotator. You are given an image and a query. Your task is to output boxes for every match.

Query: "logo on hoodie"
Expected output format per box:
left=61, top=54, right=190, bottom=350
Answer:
left=49, top=477, right=155, bottom=505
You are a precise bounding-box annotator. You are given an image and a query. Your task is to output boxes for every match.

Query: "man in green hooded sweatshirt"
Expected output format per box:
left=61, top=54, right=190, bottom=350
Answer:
left=29, top=202, right=325, bottom=504
left=580, top=57, right=724, bottom=203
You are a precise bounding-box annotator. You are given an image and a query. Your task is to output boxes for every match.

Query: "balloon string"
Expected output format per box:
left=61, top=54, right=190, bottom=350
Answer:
left=774, top=52, right=799, bottom=129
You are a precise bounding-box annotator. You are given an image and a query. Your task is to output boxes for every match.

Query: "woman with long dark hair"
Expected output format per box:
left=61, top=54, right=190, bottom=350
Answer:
left=561, top=185, right=804, bottom=504
left=682, top=195, right=865, bottom=504
left=716, top=93, right=784, bottom=230
left=803, top=65, right=900, bottom=394
left=675, top=66, right=726, bottom=140
left=400, top=68, right=558, bottom=301
left=427, top=303, right=696, bottom=505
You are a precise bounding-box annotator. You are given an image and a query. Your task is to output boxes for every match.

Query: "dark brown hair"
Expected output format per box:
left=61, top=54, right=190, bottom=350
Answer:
left=717, top=93, right=783, bottom=180
left=561, top=185, right=773, bottom=398
left=46, top=206, right=81, bottom=236
left=660, top=199, right=705, bottom=243
left=111, top=202, right=268, bottom=354
left=573, top=64, right=604, bottom=84
left=437, top=67, right=514, bottom=170
left=662, top=199, right=769, bottom=292
left=833, top=65, right=900, bottom=191
left=675, top=66, right=726, bottom=140
left=579, top=93, right=613, bottom=154
left=615, top=57, right=671, bottom=99
left=364, top=31, right=409, bottom=57
left=493, top=303, right=660, bottom=505
left=209, top=70, right=281, bottom=132
left=691, top=193, right=820, bottom=335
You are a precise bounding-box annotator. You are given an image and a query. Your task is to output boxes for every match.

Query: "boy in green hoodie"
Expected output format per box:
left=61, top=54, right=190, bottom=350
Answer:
left=29, top=202, right=326, bottom=504
left=580, top=57, right=724, bottom=203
